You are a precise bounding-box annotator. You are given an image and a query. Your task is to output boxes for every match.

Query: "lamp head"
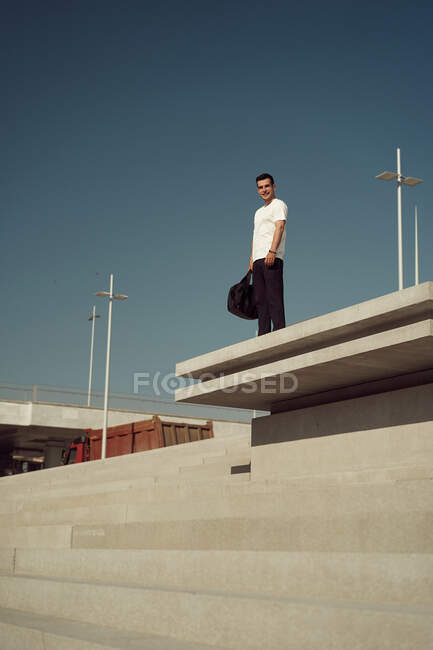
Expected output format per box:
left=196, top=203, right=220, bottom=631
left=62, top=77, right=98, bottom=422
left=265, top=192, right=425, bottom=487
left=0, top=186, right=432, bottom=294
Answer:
left=402, top=176, right=423, bottom=187
left=376, top=171, right=398, bottom=181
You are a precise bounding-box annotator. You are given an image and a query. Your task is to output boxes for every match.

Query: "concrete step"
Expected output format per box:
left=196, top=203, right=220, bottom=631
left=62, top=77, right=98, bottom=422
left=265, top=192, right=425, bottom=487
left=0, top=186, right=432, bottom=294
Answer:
left=0, top=574, right=432, bottom=650
left=12, top=548, right=433, bottom=607
left=151, top=472, right=251, bottom=488
left=2, top=458, right=429, bottom=525
left=11, top=457, right=431, bottom=517
left=11, top=473, right=257, bottom=516
left=0, top=474, right=252, bottom=517
left=0, top=434, right=250, bottom=483
left=1, top=503, right=129, bottom=528
left=71, top=508, right=433, bottom=553
left=0, top=525, right=72, bottom=549
left=64, top=444, right=250, bottom=479
left=1, top=469, right=431, bottom=522
left=0, top=472, right=251, bottom=505
left=3, top=480, right=261, bottom=529
left=4, top=478, right=430, bottom=528
left=0, top=550, right=14, bottom=573
left=260, top=460, right=433, bottom=487
left=125, top=478, right=433, bottom=522
left=2, top=454, right=429, bottom=512
left=0, top=501, right=17, bottom=514
left=0, top=453, right=251, bottom=502
left=57, top=452, right=251, bottom=485
left=177, top=456, right=250, bottom=477
left=0, top=606, right=227, bottom=650
left=251, top=422, right=433, bottom=480
left=0, top=476, right=158, bottom=501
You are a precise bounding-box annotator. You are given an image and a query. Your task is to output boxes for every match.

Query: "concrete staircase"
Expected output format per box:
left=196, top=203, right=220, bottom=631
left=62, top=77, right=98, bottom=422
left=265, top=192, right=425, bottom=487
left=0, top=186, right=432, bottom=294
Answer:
left=1, top=428, right=432, bottom=649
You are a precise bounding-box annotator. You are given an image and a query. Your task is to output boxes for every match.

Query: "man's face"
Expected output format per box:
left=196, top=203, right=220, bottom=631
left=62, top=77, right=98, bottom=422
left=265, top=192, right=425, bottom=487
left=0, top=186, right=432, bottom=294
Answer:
left=257, top=178, right=276, bottom=202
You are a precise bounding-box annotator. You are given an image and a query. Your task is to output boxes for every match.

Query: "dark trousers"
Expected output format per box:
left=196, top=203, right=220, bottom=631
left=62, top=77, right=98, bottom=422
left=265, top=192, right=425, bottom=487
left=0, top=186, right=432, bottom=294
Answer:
left=253, top=258, right=286, bottom=336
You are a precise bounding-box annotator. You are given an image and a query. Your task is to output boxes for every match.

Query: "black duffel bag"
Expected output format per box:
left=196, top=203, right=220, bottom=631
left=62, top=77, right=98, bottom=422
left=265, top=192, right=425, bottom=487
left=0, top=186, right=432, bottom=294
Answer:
left=227, top=270, right=258, bottom=320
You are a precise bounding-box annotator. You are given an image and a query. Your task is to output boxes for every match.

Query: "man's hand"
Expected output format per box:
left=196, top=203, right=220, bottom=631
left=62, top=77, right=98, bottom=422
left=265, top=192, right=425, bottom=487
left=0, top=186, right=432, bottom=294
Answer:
left=248, top=256, right=253, bottom=272
left=266, top=221, right=285, bottom=267
left=264, top=252, right=276, bottom=267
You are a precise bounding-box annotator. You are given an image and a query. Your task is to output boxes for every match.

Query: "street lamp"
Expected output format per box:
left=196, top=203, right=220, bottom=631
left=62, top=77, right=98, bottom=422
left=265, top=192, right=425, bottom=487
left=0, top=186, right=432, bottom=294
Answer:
left=376, top=147, right=423, bottom=290
left=415, top=205, right=419, bottom=286
left=95, top=274, right=128, bottom=459
left=87, top=306, right=100, bottom=407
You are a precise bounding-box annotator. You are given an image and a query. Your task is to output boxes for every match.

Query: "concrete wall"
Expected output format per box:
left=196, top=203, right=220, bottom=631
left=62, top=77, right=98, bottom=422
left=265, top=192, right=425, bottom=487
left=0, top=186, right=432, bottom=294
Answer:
left=0, top=400, right=250, bottom=433
left=251, top=382, right=433, bottom=479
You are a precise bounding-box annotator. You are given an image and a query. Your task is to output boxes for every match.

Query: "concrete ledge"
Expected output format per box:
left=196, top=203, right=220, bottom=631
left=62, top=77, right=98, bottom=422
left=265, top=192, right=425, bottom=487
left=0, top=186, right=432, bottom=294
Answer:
left=176, top=320, right=433, bottom=410
left=0, top=400, right=249, bottom=432
left=176, top=282, right=433, bottom=379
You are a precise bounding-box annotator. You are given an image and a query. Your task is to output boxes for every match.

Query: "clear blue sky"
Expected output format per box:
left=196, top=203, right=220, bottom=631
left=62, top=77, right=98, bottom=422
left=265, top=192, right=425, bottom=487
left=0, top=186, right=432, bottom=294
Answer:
left=1, top=0, right=432, bottom=397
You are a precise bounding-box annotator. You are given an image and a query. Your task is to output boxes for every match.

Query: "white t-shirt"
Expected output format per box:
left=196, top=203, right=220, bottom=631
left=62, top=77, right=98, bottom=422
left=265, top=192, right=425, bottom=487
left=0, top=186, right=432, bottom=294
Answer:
left=252, top=198, right=287, bottom=262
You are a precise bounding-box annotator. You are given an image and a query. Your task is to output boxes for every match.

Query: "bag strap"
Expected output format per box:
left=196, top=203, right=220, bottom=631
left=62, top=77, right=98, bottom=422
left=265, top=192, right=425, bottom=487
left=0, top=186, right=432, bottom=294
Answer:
left=241, top=270, right=253, bottom=286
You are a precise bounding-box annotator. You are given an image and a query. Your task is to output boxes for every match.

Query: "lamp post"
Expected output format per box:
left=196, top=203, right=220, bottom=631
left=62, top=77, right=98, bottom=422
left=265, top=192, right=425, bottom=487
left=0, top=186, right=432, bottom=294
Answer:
left=253, top=328, right=258, bottom=420
left=87, top=306, right=100, bottom=407
left=95, top=274, right=128, bottom=459
left=415, top=205, right=419, bottom=286
left=376, top=148, right=423, bottom=291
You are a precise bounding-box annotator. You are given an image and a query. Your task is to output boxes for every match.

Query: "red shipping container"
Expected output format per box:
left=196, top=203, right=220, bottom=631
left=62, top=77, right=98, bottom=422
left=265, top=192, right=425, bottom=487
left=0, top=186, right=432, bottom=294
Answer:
left=68, top=417, right=214, bottom=464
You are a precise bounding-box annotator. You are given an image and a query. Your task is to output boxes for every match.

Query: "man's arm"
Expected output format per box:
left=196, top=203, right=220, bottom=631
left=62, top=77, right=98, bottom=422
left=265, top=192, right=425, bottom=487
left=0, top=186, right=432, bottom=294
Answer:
left=248, top=240, right=254, bottom=272
left=265, top=220, right=286, bottom=266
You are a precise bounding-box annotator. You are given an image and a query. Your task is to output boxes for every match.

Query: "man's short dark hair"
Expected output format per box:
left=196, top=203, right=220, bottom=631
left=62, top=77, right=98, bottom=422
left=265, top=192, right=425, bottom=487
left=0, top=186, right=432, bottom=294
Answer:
left=256, top=173, right=275, bottom=185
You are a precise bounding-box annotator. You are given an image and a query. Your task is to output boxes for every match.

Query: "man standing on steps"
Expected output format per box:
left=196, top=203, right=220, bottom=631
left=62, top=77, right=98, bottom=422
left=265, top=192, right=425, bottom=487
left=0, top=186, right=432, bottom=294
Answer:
left=248, top=173, right=287, bottom=336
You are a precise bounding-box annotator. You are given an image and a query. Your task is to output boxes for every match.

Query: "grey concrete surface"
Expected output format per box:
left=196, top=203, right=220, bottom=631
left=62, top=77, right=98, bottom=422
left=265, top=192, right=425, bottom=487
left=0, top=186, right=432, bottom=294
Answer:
left=12, top=548, right=433, bottom=606
left=0, top=524, right=72, bottom=549
left=251, top=384, right=433, bottom=479
left=176, top=319, right=433, bottom=410
left=0, top=550, right=14, bottom=574
left=1, top=474, right=257, bottom=516
left=70, top=511, right=433, bottom=553
left=1, top=575, right=432, bottom=650
left=252, top=381, right=433, bottom=444
left=0, top=607, right=227, bottom=650
left=1, top=478, right=430, bottom=529
left=176, top=281, right=433, bottom=379
left=0, top=401, right=232, bottom=430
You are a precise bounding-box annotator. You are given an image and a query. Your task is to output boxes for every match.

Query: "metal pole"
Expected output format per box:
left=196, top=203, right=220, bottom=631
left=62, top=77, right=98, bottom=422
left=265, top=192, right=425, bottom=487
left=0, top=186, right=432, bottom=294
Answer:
left=253, top=329, right=258, bottom=420
left=396, top=148, right=403, bottom=290
left=87, top=306, right=96, bottom=407
left=102, top=274, right=114, bottom=460
left=415, top=205, right=419, bottom=286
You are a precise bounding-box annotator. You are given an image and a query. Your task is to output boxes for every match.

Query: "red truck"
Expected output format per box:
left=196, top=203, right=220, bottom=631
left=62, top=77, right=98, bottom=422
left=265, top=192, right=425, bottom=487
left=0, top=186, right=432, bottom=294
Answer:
left=63, top=416, right=214, bottom=464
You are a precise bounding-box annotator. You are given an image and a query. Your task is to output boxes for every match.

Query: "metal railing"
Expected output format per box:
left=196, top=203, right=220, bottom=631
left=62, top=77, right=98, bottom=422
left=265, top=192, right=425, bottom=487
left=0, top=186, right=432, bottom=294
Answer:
left=0, top=383, right=259, bottom=422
